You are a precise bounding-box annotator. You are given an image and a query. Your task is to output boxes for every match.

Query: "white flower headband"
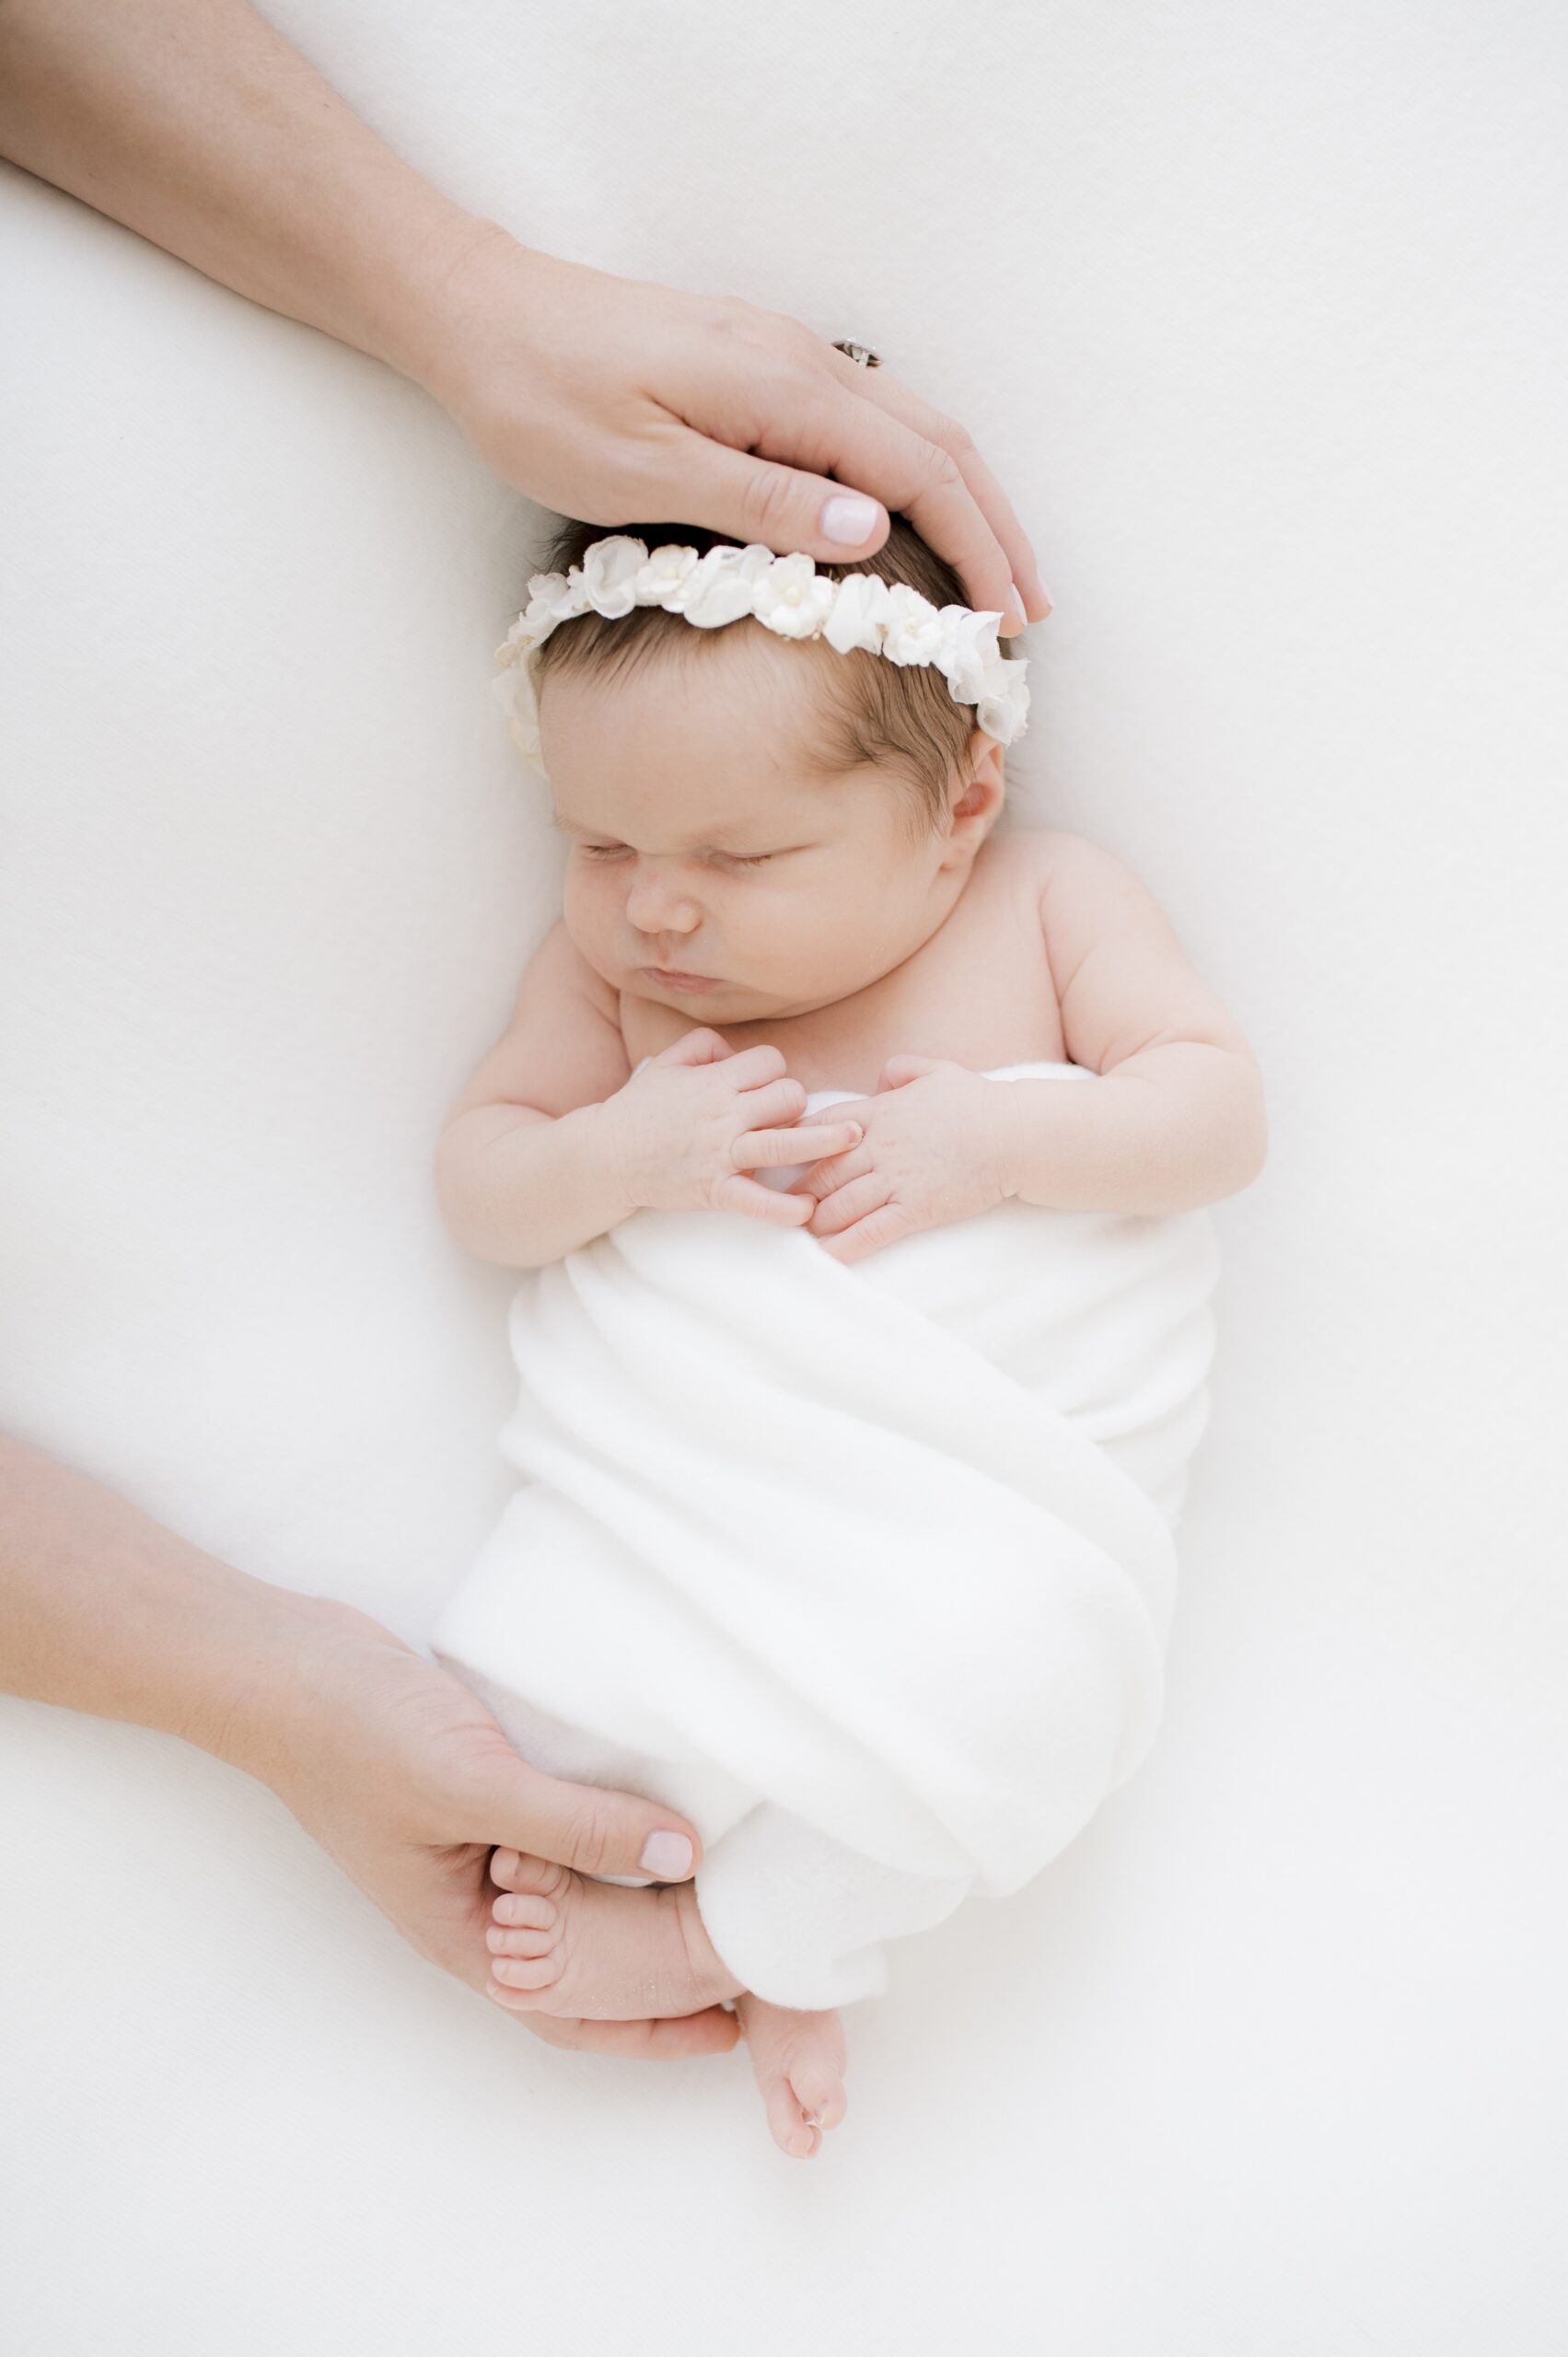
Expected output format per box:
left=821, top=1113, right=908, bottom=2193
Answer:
left=492, top=533, right=1031, bottom=776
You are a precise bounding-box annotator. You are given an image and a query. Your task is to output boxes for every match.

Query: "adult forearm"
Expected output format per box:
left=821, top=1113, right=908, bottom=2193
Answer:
left=0, top=1434, right=340, bottom=1783
left=436, top=1101, right=635, bottom=1268
left=0, top=0, right=493, bottom=382
left=998, top=1043, right=1269, bottom=1215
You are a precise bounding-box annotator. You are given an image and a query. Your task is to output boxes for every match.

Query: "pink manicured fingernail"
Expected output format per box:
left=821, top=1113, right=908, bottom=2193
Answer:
left=639, top=1829, right=694, bottom=1878
left=821, top=493, right=879, bottom=544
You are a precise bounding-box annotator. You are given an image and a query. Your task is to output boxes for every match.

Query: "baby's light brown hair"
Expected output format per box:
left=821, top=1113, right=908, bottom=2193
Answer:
left=525, top=516, right=1013, bottom=841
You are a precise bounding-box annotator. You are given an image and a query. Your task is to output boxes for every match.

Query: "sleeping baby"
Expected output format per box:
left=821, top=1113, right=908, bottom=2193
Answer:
left=431, top=516, right=1268, bottom=2156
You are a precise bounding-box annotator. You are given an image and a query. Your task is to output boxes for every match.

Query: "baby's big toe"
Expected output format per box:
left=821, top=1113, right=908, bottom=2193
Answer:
left=762, top=2078, right=822, bottom=2160
left=791, top=2059, right=848, bottom=2136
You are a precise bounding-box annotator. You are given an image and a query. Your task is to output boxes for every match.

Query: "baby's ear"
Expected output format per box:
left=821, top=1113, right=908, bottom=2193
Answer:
left=943, top=733, right=1005, bottom=850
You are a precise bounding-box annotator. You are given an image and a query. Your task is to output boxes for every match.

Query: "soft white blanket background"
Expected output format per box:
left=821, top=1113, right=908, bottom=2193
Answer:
left=1, top=3, right=1563, bottom=2349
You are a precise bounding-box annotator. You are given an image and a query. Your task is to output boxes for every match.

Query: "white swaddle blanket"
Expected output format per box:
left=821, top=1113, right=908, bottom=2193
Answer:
left=433, top=1062, right=1222, bottom=2009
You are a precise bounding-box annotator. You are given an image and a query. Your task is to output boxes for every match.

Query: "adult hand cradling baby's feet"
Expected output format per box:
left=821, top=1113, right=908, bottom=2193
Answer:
left=486, top=1850, right=850, bottom=2158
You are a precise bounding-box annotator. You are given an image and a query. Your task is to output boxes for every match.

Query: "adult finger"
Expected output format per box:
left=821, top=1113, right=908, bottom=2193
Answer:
left=819, top=350, right=1052, bottom=621
left=461, top=1747, right=702, bottom=1884
left=663, top=408, right=1027, bottom=637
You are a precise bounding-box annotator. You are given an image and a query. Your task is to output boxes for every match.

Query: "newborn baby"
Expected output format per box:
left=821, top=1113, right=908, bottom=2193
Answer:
left=434, top=515, right=1267, bottom=2155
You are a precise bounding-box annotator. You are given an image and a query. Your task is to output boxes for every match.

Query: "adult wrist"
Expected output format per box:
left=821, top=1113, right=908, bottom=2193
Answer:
left=376, top=209, right=539, bottom=411
left=171, top=1565, right=367, bottom=1790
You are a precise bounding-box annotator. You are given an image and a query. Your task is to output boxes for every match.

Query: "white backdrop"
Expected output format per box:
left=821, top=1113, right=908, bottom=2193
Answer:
left=3, top=4, right=1564, bottom=2350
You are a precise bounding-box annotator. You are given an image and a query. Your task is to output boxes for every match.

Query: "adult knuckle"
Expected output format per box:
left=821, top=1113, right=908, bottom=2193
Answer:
left=559, top=1802, right=614, bottom=1875
left=913, top=434, right=965, bottom=493
left=739, top=462, right=807, bottom=540
left=930, top=409, right=978, bottom=462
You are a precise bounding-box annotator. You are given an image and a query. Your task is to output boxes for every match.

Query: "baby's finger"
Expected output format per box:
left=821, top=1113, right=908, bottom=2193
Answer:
left=784, top=1144, right=872, bottom=1200
left=806, top=1173, right=894, bottom=1238
left=715, top=1173, right=816, bottom=1225
left=816, top=1202, right=913, bottom=1263
left=655, top=1027, right=733, bottom=1067
left=735, top=1074, right=808, bottom=1132
left=732, top=1120, right=863, bottom=1170
left=722, top=1042, right=790, bottom=1090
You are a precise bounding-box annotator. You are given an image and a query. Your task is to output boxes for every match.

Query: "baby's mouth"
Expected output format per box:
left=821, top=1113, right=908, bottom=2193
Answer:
left=641, top=965, right=724, bottom=993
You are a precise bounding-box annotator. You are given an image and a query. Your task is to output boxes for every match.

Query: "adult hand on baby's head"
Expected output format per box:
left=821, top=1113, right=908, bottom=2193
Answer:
left=260, top=1599, right=738, bottom=2058
left=414, top=234, right=1049, bottom=633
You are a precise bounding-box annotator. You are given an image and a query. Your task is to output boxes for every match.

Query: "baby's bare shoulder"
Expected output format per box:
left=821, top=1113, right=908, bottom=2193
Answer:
left=450, top=920, right=633, bottom=1120
left=986, top=825, right=1090, bottom=896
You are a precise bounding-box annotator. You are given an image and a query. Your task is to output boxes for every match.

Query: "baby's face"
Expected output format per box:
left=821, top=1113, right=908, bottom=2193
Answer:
left=540, top=629, right=980, bottom=1024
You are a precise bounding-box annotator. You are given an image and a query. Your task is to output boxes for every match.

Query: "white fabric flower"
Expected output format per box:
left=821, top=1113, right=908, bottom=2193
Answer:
left=751, top=552, right=837, bottom=640
left=633, top=544, right=700, bottom=608
left=580, top=536, right=647, bottom=619
left=491, top=532, right=1034, bottom=753
left=822, top=573, right=894, bottom=655
left=492, top=663, right=547, bottom=773
left=932, top=604, right=1003, bottom=701
left=677, top=542, right=776, bottom=628
left=879, top=583, right=947, bottom=666
left=976, top=656, right=1030, bottom=744
left=495, top=566, right=582, bottom=662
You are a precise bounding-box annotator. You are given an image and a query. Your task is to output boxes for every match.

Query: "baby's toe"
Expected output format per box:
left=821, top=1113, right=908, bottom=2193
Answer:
left=761, top=2076, right=821, bottom=2160
left=491, top=1850, right=568, bottom=1899
left=490, top=1954, right=563, bottom=1992
left=789, top=2057, right=848, bottom=2136
left=492, top=1890, right=556, bottom=1933
left=487, top=1922, right=555, bottom=1960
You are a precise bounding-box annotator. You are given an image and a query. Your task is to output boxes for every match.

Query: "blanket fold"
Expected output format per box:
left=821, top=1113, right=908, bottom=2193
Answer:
left=433, top=1062, right=1221, bottom=2008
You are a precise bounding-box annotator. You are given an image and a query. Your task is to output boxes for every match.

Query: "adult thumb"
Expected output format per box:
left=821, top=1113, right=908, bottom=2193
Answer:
left=470, top=1750, right=700, bottom=1884
left=668, top=427, right=889, bottom=565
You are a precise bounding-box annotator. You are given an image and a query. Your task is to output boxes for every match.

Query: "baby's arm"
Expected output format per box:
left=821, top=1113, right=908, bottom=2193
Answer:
left=436, top=921, right=638, bottom=1265
left=999, top=832, right=1269, bottom=1216
left=436, top=923, right=864, bottom=1267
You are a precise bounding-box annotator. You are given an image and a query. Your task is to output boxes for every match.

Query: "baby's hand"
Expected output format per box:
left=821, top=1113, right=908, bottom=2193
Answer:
left=601, top=1028, right=864, bottom=1229
left=789, top=1055, right=1010, bottom=1262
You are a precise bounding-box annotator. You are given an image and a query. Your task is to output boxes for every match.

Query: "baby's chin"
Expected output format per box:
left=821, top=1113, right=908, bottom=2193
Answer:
left=625, top=972, right=827, bottom=1024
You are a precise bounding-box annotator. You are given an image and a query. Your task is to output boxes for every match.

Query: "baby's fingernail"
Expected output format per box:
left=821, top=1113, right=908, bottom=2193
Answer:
left=639, top=1829, right=694, bottom=1879
left=820, top=493, right=879, bottom=544
left=1005, top=583, right=1028, bottom=631
left=847, top=1122, right=864, bottom=1142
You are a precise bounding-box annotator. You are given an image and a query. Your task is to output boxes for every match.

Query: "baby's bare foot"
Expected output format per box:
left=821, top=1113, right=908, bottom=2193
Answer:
left=485, top=1848, right=744, bottom=2022
left=735, top=1993, right=849, bottom=2158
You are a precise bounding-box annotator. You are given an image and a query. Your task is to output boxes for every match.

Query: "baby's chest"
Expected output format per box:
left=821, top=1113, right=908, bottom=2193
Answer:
left=621, top=853, right=1067, bottom=1096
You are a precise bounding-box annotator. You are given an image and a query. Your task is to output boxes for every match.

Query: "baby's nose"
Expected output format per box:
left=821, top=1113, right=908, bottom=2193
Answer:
left=627, top=867, right=700, bottom=935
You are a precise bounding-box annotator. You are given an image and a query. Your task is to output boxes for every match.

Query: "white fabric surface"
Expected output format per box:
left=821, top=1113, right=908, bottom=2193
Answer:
left=433, top=1062, right=1220, bottom=2007
left=2, top=3, right=1564, bottom=2351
